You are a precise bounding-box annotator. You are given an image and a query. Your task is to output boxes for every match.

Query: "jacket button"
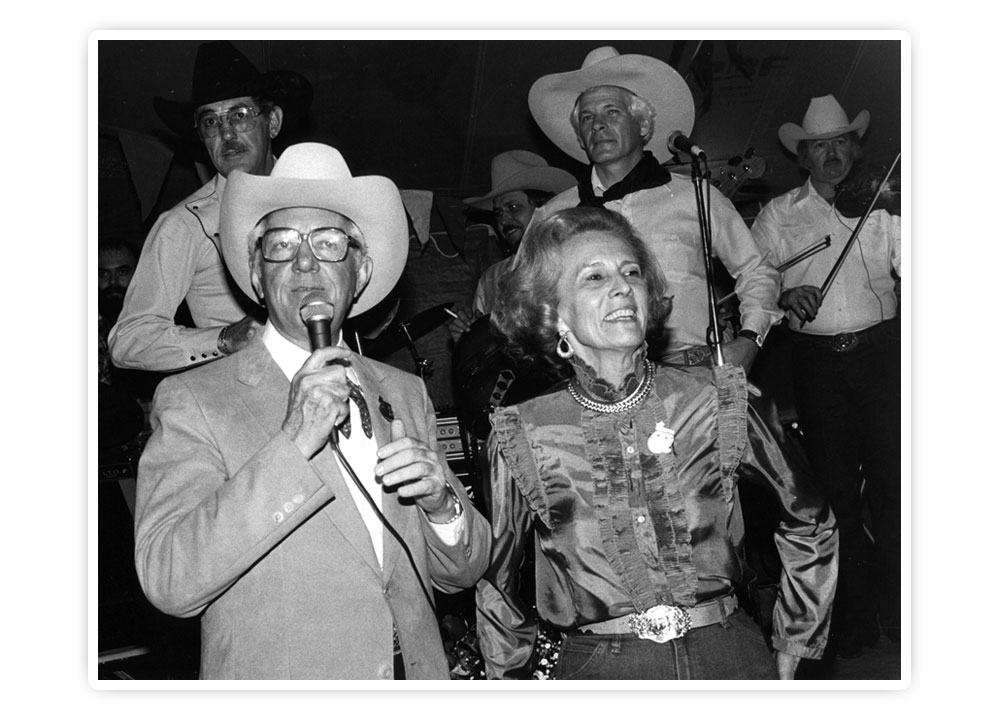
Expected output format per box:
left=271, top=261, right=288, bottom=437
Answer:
left=272, top=511, right=284, bottom=523
left=383, top=586, right=392, bottom=598
left=378, top=664, right=392, bottom=680
left=283, top=502, right=294, bottom=513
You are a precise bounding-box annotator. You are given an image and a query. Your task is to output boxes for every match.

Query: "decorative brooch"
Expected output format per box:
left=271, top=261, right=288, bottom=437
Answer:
left=647, top=422, right=675, bottom=454
left=378, top=396, right=394, bottom=421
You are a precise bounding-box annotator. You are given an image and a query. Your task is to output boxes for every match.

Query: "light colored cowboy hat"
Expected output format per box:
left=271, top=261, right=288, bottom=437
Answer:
left=778, top=95, right=870, bottom=154
left=463, top=150, right=577, bottom=209
left=154, top=40, right=313, bottom=140
left=219, top=142, right=408, bottom=318
left=528, top=46, right=695, bottom=164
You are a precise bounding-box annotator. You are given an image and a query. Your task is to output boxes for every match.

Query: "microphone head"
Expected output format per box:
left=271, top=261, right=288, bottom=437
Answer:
left=299, top=290, right=335, bottom=323
left=667, top=130, right=685, bottom=155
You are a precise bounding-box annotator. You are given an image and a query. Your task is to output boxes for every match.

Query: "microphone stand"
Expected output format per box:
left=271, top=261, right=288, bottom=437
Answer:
left=400, top=322, right=433, bottom=379
left=688, top=153, right=725, bottom=367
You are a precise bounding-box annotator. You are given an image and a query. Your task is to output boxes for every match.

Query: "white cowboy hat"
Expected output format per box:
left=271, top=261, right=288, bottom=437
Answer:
left=527, top=46, right=695, bottom=165
left=463, top=150, right=577, bottom=209
left=778, top=95, right=870, bottom=154
left=219, top=143, right=408, bottom=317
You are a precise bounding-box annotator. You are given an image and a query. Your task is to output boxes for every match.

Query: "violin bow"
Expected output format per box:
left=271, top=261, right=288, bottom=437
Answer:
left=819, top=151, right=901, bottom=301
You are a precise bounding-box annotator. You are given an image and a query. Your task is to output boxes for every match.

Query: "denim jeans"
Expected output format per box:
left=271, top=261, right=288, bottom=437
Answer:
left=554, top=609, right=778, bottom=680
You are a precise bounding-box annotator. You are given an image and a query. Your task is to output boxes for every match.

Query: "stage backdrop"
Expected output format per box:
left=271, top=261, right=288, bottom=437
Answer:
left=96, top=38, right=903, bottom=408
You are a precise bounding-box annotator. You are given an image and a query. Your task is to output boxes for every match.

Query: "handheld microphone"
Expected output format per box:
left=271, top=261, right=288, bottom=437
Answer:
left=299, top=290, right=335, bottom=351
left=668, top=131, right=707, bottom=160
left=299, top=291, right=338, bottom=444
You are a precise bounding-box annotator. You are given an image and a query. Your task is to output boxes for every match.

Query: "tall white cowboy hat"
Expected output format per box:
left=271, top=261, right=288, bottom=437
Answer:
left=463, top=150, right=577, bottom=210
left=528, top=46, right=695, bottom=165
left=220, top=142, right=408, bottom=317
left=778, top=95, right=870, bottom=154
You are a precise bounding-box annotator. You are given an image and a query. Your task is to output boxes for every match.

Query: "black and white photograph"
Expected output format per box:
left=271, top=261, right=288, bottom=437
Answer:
left=91, top=34, right=907, bottom=688
left=0, top=4, right=986, bottom=714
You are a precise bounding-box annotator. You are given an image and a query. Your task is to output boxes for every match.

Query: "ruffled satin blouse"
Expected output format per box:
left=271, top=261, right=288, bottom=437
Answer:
left=474, top=361, right=838, bottom=679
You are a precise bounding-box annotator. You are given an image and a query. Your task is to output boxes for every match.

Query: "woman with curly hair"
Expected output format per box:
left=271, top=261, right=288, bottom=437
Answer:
left=474, top=206, right=838, bottom=680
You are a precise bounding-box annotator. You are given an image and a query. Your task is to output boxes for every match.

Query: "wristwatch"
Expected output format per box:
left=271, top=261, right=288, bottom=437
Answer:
left=429, top=483, right=464, bottom=525
left=738, top=329, right=764, bottom=348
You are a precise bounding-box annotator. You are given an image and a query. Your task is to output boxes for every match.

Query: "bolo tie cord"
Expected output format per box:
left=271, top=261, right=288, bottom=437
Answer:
left=329, top=440, right=438, bottom=614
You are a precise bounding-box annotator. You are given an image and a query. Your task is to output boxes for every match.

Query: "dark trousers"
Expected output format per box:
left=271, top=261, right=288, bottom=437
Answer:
left=789, top=320, right=902, bottom=633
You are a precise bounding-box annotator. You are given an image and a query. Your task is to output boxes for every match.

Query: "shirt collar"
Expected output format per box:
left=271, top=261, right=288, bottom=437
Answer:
left=590, top=165, right=607, bottom=196
left=262, top=321, right=356, bottom=384
left=788, top=177, right=811, bottom=205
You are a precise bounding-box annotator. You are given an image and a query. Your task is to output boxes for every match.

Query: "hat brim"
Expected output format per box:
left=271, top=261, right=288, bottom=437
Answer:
left=463, top=166, right=577, bottom=209
left=220, top=171, right=408, bottom=318
left=778, top=110, right=870, bottom=154
left=528, top=53, right=695, bottom=164
left=154, top=70, right=313, bottom=139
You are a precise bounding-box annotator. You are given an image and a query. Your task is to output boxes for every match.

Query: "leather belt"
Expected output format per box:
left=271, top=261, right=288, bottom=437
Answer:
left=791, top=319, right=896, bottom=354
left=574, top=595, right=738, bottom=644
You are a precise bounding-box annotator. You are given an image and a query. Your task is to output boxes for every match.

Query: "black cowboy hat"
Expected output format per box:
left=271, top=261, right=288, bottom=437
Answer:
left=153, top=40, right=313, bottom=139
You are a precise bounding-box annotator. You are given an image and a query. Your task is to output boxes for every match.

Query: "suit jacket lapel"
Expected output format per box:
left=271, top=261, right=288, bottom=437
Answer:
left=236, top=338, right=383, bottom=576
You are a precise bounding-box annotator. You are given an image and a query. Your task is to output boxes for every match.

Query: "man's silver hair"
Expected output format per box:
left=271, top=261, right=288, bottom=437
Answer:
left=570, top=85, right=657, bottom=146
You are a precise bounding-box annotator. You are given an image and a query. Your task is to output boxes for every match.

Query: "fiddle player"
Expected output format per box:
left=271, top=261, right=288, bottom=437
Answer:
left=751, top=95, right=902, bottom=658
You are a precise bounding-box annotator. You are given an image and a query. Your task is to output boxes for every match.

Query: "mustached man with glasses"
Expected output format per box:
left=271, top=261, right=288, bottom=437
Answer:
left=109, top=41, right=313, bottom=372
left=133, top=143, right=490, bottom=679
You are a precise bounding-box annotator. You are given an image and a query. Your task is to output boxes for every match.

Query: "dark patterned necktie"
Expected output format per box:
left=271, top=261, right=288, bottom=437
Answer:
left=338, top=381, right=373, bottom=439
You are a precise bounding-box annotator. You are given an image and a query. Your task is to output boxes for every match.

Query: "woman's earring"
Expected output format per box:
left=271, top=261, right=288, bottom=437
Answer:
left=556, top=331, right=574, bottom=359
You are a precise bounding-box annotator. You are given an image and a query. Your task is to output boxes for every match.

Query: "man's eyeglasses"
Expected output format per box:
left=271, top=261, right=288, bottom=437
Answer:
left=194, top=105, right=263, bottom=139
left=258, top=227, right=362, bottom=263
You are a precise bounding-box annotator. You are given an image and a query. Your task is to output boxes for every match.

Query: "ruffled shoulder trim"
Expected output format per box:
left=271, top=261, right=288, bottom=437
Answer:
left=490, top=406, right=555, bottom=529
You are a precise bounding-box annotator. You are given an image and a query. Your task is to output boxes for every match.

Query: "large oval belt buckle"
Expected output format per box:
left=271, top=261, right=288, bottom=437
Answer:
left=628, top=605, right=692, bottom=643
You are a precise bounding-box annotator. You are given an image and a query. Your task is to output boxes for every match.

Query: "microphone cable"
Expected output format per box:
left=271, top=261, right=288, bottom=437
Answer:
left=329, top=438, right=438, bottom=615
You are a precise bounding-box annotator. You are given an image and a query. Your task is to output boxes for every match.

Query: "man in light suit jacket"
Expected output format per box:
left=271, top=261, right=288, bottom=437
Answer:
left=134, top=143, right=490, bottom=680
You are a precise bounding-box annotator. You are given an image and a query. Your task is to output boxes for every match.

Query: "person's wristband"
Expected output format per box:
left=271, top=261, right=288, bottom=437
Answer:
left=738, top=329, right=764, bottom=348
left=429, top=483, right=464, bottom=525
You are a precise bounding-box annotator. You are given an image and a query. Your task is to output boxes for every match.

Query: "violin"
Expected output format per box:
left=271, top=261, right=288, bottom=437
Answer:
left=834, top=159, right=902, bottom=218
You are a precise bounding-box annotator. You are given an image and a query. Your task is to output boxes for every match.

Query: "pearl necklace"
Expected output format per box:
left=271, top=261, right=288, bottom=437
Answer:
left=567, top=359, right=656, bottom=414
